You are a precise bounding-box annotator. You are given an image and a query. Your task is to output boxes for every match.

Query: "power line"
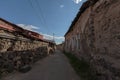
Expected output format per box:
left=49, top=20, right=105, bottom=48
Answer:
left=27, top=0, right=43, bottom=24
left=27, top=0, right=49, bottom=34
left=53, top=33, right=55, bottom=41
left=35, top=0, right=48, bottom=28
left=34, top=0, right=52, bottom=34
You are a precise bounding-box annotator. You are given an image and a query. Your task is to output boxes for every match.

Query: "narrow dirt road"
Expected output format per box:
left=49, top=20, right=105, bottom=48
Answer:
left=2, top=51, right=80, bottom=80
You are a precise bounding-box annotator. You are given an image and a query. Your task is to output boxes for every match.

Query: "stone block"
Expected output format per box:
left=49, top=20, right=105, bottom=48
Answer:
left=19, top=65, right=31, bottom=73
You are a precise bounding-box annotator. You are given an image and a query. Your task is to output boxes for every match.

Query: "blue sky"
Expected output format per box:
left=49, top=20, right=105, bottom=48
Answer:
left=0, top=0, right=86, bottom=44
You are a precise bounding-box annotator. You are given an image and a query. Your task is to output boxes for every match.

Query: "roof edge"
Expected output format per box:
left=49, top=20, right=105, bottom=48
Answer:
left=64, top=0, right=98, bottom=37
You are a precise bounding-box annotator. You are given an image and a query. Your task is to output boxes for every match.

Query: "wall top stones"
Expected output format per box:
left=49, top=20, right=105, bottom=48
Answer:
left=64, top=0, right=99, bottom=37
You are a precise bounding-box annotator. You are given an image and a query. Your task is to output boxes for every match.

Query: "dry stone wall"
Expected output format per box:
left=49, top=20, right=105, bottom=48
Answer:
left=0, top=47, right=48, bottom=75
left=0, top=29, right=49, bottom=77
left=0, top=30, right=44, bottom=52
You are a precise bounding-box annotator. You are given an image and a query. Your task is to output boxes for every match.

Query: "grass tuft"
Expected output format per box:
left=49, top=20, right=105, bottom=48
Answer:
left=0, top=69, right=2, bottom=79
left=63, top=51, right=97, bottom=80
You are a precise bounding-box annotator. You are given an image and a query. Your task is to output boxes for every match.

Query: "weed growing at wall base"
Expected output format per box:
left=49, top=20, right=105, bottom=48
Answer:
left=63, top=51, right=97, bottom=80
left=0, top=69, right=2, bottom=79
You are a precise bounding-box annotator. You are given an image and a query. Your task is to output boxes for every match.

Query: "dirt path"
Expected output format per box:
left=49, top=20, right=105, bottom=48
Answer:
left=2, top=51, right=80, bottom=80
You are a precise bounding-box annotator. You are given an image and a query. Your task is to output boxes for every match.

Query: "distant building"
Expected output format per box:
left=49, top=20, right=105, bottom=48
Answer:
left=57, top=42, right=64, bottom=51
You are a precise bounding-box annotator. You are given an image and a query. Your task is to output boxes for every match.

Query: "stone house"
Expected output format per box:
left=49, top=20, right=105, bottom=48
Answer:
left=0, top=18, right=55, bottom=52
left=0, top=18, right=56, bottom=75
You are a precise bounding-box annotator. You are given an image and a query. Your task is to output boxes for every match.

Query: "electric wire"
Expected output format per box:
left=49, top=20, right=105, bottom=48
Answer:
left=35, top=0, right=54, bottom=35
left=27, top=0, right=49, bottom=34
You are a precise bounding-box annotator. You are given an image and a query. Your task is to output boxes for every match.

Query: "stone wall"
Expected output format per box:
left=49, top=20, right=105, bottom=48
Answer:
left=0, top=28, right=49, bottom=76
left=0, top=47, right=48, bottom=75
left=81, top=0, right=120, bottom=80
left=0, top=29, right=49, bottom=51
left=64, top=0, right=120, bottom=80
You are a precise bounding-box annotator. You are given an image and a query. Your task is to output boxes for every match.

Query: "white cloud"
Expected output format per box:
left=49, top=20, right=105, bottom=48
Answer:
left=43, top=33, right=64, bottom=40
left=17, top=24, right=64, bottom=44
left=42, top=33, right=64, bottom=44
left=17, top=24, right=39, bottom=32
left=73, top=0, right=82, bottom=4
left=60, top=5, right=64, bottom=8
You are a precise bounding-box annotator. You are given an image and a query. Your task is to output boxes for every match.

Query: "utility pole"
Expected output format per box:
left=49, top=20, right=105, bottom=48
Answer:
left=53, top=33, right=55, bottom=42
